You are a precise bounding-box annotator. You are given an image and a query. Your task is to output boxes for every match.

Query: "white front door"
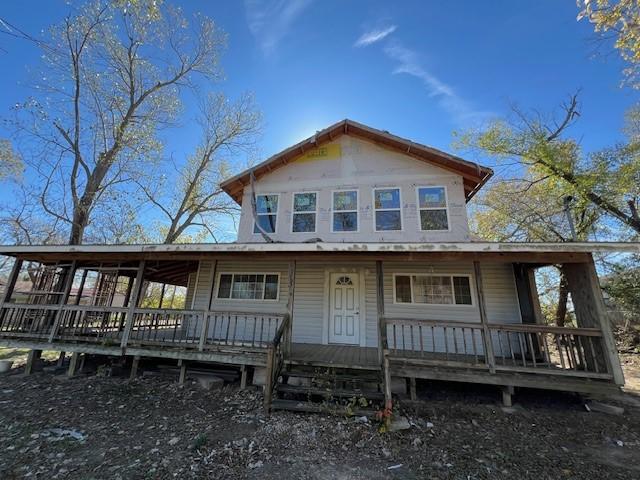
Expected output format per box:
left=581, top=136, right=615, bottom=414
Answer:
left=329, top=273, right=360, bottom=345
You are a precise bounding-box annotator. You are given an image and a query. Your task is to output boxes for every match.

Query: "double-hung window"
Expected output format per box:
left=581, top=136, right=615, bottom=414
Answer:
left=332, top=190, right=358, bottom=232
left=217, top=273, right=279, bottom=300
left=292, top=192, right=317, bottom=233
left=374, top=187, right=402, bottom=231
left=417, top=186, right=449, bottom=231
left=254, top=194, right=279, bottom=234
left=394, top=274, right=473, bottom=305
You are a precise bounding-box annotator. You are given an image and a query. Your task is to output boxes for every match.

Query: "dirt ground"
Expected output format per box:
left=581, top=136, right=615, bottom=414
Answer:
left=1, top=353, right=640, bottom=480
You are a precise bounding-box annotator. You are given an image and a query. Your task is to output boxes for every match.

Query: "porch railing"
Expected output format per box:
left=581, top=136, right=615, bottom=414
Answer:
left=264, top=313, right=290, bottom=411
left=0, top=303, right=287, bottom=356
left=382, top=317, right=612, bottom=379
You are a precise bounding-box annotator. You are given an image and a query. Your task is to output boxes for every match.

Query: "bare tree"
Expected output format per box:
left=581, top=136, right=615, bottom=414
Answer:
left=4, top=1, right=226, bottom=244
left=139, top=92, right=261, bottom=243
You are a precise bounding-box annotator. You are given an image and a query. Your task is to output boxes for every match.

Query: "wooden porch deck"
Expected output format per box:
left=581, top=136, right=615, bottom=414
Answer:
left=288, top=343, right=380, bottom=370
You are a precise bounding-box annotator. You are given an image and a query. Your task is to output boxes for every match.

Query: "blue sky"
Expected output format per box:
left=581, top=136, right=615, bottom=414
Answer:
left=0, top=0, right=638, bottom=240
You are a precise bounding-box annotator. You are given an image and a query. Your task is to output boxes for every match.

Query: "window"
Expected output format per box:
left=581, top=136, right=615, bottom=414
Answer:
left=217, top=273, right=280, bottom=300
left=254, top=194, right=279, bottom=234
left=374, top=188, right=402, bottom=231
left=332, top=190, right=358, bottom=232
left=292, top=192, right=317, bottom=233
left=417, top=186, right=449, bottom=231
left=394, top=274, right=473, bottom=305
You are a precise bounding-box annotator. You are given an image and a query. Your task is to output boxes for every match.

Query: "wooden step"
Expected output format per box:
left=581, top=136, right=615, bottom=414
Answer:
left=276, top=383, right=385, bottom=400
left=282, top=370, right=382, bottom=384
left=270, top=398, right=377, bottom=416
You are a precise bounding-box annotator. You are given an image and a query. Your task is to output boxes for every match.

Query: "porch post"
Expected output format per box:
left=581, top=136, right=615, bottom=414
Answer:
left=562, top=256, right=625, bottom=385
left=473, top=261, right=496, bottom=373
left=0, top=257, right=22, bottom=319
left=48, top=260, right=78, bottom=342
left=285, top=260, right=296, bottom=357
left=120, top=260, right=146, bottom=349
left=376, top=260, right=385, bottom=364
left=198, top=260, right=217, bottom=351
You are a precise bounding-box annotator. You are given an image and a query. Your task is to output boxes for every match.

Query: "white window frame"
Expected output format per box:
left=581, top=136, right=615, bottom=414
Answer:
left=216, top=272, right=281, bottom=302
left=372, top=187, right=403, bottom=232
left=331, top=189, right=359, bottom=233
left=392, top=273, right=474, bottom=307
left=416, top=185, right=450, bottom=232
left=290, top=191, right=319, bottom=234
left=253, top=193, right=279, bottom=235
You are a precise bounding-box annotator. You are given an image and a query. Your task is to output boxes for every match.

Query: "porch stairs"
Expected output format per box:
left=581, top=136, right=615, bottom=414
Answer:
left=270, top=364, right=384, bottom=415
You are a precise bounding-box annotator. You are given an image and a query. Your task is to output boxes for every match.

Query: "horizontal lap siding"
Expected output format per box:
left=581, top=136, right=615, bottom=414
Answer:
left=293, top=261, right=378, bottom=347
left=383, top=261, right=521, bottom=355
left=188, top=259, right=523, bottom=352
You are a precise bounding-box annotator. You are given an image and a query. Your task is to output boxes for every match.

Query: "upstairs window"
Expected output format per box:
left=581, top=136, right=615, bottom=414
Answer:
left=332, top=190, right=358, bottom=232
left=374, top=188, right=402, bottom=231
left=417, top=186, right=449, bottom=231
left=292, top=192, right=317, bottom=233
left=254, top=194, right=279, bottom=234
left=217, top=273, right=280, bottom=300
left=394, top=274, right=473, bottom=305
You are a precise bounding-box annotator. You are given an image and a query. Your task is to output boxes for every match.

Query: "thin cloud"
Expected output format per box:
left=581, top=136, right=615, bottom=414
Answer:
left=383, top=42, right=492, bottom=125
left=354, top=25, right=397, bottom=47
left=244, top=0, right=313, bottom=56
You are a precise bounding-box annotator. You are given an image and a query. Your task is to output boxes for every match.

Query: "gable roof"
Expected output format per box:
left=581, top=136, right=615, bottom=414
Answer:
left=220, top=119, right=493, bottom=204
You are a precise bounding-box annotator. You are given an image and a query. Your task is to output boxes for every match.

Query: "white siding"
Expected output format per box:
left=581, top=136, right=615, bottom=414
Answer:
left=188, top=259, right=522, bottom=351
left=237, top=136, right=470, bottom=243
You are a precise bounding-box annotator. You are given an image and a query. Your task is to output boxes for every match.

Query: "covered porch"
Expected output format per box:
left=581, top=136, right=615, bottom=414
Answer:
left=0, top=241, right=634, bottom=410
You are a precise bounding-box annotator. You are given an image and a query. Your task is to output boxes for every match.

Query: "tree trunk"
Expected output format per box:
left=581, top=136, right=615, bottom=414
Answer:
left=555, top=272, right=569, bottom=327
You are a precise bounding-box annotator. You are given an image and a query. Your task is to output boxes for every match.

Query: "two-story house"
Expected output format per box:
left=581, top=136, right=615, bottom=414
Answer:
left=0, top=119, right=631, bottom=412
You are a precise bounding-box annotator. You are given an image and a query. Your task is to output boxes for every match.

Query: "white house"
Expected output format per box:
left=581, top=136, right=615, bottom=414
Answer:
left=0, top=119, right=630, bottom=411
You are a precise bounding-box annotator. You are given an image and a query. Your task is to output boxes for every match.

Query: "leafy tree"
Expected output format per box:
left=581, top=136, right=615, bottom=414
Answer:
left=458, top=94, right=640, bottom=235
left=5, top=0, right=226, bottom=244
left=139, top=92, right=261, bottom=244
left=0, top=139, right=22, bottom=181
left=578, top=0, right=640, bottom=88
left=471, top=165, right=601, bottom=325
left=602, top=254, right=640, bottom=329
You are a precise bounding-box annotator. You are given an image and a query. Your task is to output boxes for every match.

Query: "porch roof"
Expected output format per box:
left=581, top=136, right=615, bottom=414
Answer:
left=1, top=241, right=638, bottom=265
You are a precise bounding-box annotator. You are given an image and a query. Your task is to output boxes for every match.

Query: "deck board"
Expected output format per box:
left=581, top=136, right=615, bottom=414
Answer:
left=288, top=343, right=380, bottom=370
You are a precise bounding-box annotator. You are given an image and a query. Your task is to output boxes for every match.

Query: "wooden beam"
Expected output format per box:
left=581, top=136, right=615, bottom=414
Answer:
left=285, top=260, right=296, bottom=357
left=0, top=258, right=22, bottom=311
left=376, top=260, right=385, bottom=364
left=67, top=352, right=80, bottom=377
left=24, top=349, right=41, bottom=375
left=130, top=355, right=140, bottom=380
left=120, top=261, right=146, bottom=349
left=48, top=260, right=78, bottom=342
left=563, top=258, right=625, bottom=385
left=473, top=261, right=496, bottom=373
left=198, top=260, right=217, bottom=351
left=178, top=359, right=187, bottom=385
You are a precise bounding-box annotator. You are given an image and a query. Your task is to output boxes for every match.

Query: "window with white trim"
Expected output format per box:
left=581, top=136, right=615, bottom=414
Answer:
left=292, top=192, right=317, bottom=233
left=253, top=194, right=279, bottom=234
left=417, top=186, right=448, bottom=231
left=394, top=274, right=472, bottom=305
left=374, top=188, right=402, bottom=231
left=332, top=190, right=358, bottom=232
left=217, top=273, right=280, bottom=300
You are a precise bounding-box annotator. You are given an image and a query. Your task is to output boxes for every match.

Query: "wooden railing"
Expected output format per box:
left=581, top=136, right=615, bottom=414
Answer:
left=382, top=317, right=612, bottom=379
left=0, top=303, right=288, bottom=357
left=384, top=318, right=489, bottom=368
left=264, top=313, right=291, bottom=411
left=0, top=304, right=60, bottom=339
left=487, top=323, right=610, bottom=378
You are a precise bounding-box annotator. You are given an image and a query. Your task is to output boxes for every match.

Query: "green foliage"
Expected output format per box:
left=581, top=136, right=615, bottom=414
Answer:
left=602, top=254, right=640, bottom=317
left=578, top=0, right=640, bottom=88
left=456, top=95, right=640, bottom=236
left=0, top=139, right=22, bottom=180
